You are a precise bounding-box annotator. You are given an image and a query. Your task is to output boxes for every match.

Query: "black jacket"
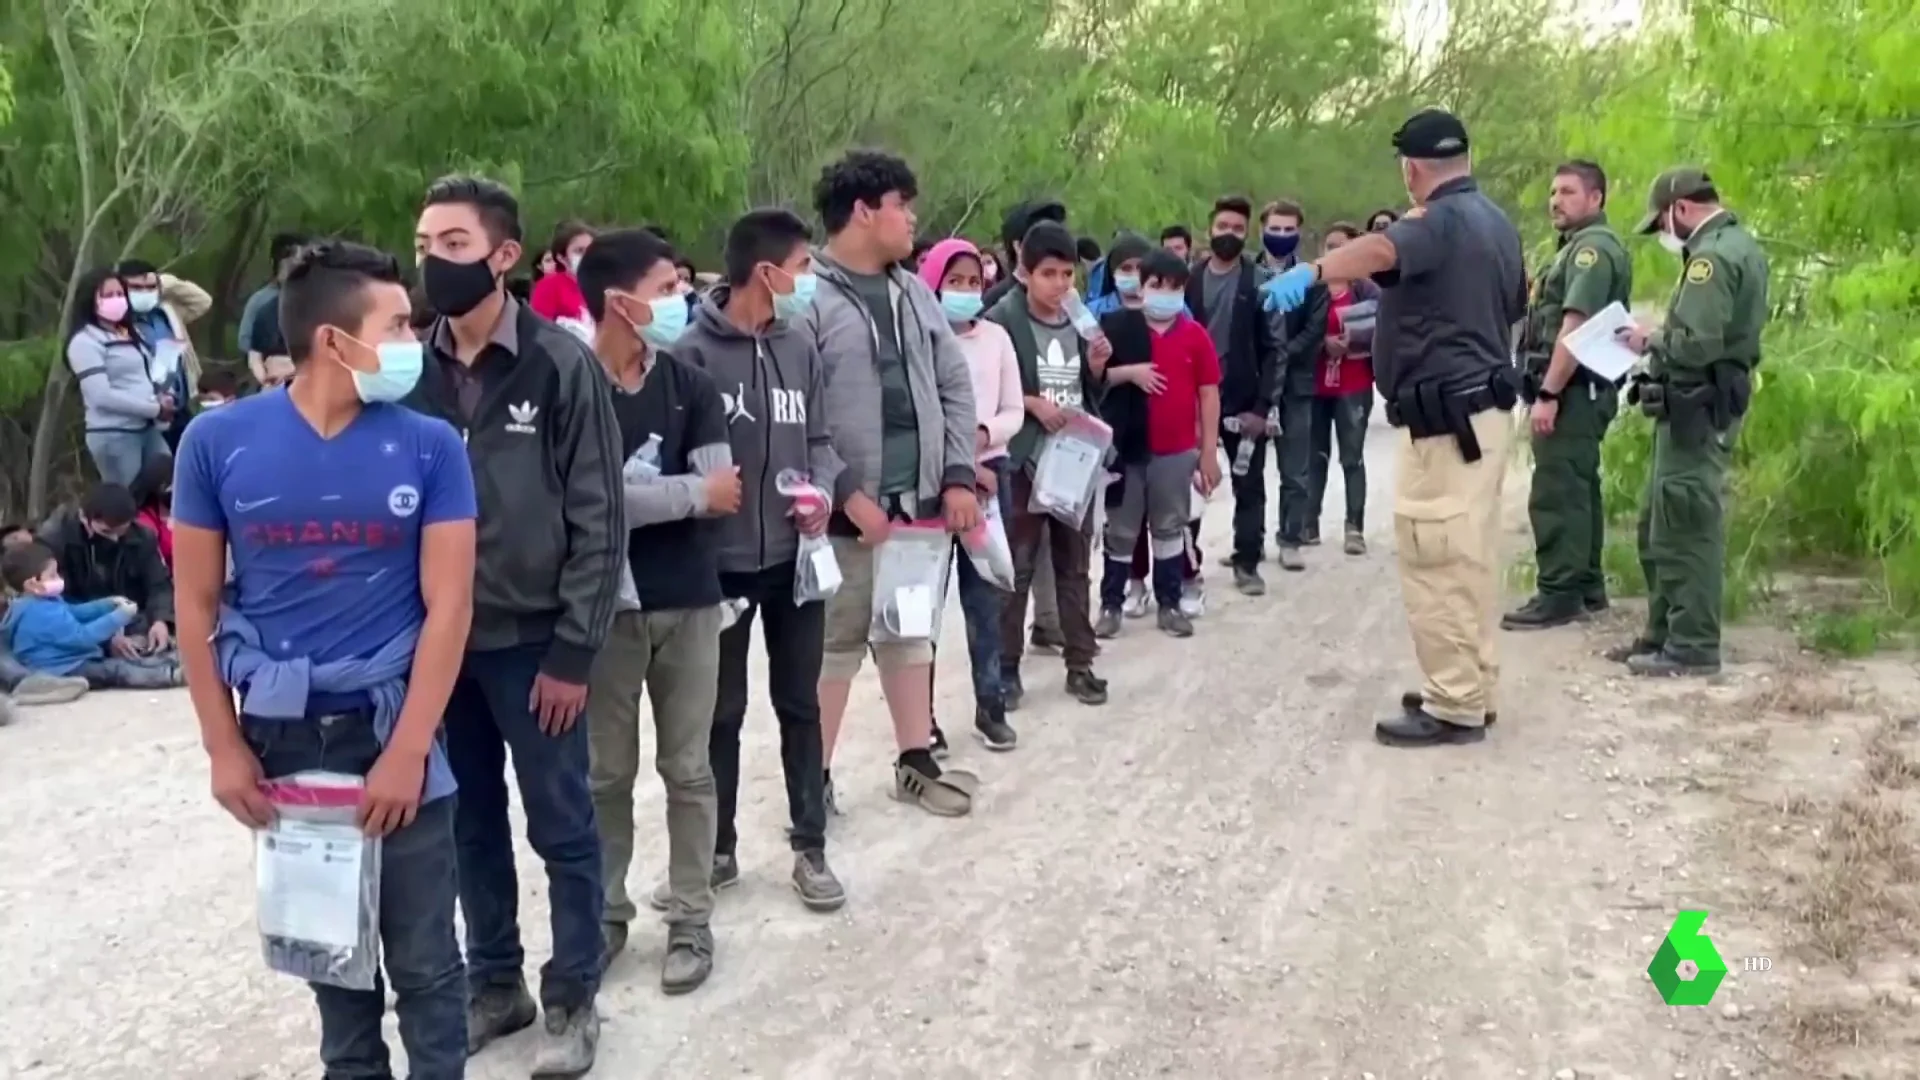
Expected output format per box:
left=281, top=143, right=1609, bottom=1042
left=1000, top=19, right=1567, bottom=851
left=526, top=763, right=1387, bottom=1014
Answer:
left=402, top=301, right=625, bottom=684
left=1276, top=281, right=1333, bottom=401
left=37, top=509, right=175, bottom=629
left=1184, top=255, right=1282, bottom=416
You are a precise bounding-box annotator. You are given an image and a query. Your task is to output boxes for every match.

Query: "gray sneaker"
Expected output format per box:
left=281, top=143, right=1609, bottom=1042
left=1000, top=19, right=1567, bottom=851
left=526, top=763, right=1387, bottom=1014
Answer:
left=660, top=924, right=715, bottom=995
left=792, top=849, right=847, bottom=912
left=648, top=852, right=740, bottom=913
left=0, top=694, right=16, bottom=727
left=9, top=674, right=89, bottom=707
left=1277, top=545, right=1306, bottom=571
left=531, top=1005, right=599, bottom=1079
left=1093, top=607, right=1123, bottom=639
left=1157, top=606, right=1194, bottom=638
left=466, top=978, right=537, bottom=1055
left=1232, top=565, right=1267, bottom=596
left=1343, top=528, right=1366, bottom=556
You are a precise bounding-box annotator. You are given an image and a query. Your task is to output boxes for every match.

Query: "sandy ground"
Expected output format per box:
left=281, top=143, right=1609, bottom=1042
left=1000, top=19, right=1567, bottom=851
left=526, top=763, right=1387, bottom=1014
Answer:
left=4, top=411, right=1918, bottom=1080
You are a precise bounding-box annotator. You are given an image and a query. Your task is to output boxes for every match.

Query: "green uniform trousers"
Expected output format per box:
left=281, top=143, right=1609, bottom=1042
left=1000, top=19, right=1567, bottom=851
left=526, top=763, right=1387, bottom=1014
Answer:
left=1636, top=418, right=1736, bottom=664
left=1527, top=381, right=1617, bottom=610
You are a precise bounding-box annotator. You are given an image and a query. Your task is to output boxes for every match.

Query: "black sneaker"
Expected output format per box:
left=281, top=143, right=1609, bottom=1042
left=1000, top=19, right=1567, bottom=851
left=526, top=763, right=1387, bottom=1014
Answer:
left=1501, top=595, right=1585, bottom=630
left=1065, top=668, right=1109, bottom=705
left=930, top=721, right=950, bottom=760
left=1002, top=667, right=1025, bottom=712
left=597, top=920, right=629, bottom=975
left=974, top=701, right=1018, bottom=751
left=1029, top=626, right=1066, bottom=655
left=823, top=774, right=841, bottom=816
left=1232, top=565, right=1267, bottom=596
left=1399, top=689, right=1496, bottom=727
left=467, top=977, right=538, bottom=1055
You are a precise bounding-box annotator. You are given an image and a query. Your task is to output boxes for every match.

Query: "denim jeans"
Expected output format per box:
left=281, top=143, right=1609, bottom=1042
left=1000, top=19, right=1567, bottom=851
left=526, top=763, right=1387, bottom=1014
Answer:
left=244, top=711, right=466, bottom=1080
left=1274, top=394, right=1315, bottom=547
left=949, top=457, right=1009, bottom=706
left=1306, top=391, right=1373, bottom=532
left=444, top=643, right=603, bottom=1010
left=84, top=426, right=169, bottom=487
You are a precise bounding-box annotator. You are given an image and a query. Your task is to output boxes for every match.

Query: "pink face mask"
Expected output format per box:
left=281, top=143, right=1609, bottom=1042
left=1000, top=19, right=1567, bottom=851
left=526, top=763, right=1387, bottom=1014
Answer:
left=97, top=296, right=129, bottom=323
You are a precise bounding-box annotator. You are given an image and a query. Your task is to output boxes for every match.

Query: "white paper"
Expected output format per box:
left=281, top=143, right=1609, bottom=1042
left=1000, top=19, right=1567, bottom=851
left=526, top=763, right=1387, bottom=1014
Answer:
left=1035, top=436, right=1101, bottom=507
left=809, top=544, right=843, bottom=594
left=1563, top=301, right=1640, bottom=382
left=892, top=585, right=934, bottom=637
left=257, top=818, right=365, bottom=950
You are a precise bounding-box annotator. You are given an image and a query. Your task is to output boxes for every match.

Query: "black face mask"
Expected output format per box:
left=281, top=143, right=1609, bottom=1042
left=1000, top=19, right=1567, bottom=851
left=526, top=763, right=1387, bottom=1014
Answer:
left=1209, top=232, right=1245, bottom=261
left=422, top=253, right=500, bottom=318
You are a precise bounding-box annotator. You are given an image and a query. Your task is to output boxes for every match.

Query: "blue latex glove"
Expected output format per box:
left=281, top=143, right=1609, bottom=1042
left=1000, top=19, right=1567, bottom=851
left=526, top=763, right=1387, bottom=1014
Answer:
left=1261, top=263, right=1317, bottom=313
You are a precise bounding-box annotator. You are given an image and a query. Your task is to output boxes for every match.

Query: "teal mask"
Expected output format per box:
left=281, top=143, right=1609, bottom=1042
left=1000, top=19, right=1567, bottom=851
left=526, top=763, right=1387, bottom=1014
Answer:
left=941, top=290, right=984, bottom=323
left=1114, top=272, right=1141, bottom=296
left=1142, top=292, right=1184, bottom=321
left=350, top=340, right=424, bottom=403
left=640, top=295, right=689, bottom=348
left=773, top=272, right=819, bottom=323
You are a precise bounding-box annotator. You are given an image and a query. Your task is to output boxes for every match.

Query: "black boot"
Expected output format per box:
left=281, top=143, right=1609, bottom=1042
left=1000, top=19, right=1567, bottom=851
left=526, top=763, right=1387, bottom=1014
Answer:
left=1375, top=708, right=1487, bottom=747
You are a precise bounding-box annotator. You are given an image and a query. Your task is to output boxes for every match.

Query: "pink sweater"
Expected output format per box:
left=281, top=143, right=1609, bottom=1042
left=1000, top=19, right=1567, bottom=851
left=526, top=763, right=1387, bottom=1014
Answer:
left=956, top=319, right=1025, bottom=463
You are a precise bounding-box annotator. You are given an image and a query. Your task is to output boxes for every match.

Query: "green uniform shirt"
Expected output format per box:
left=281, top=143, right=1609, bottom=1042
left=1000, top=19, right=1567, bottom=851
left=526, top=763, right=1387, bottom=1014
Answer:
left=1523, top=213, right=1632, bottom=376
left=1650, top=211, right=1770, bottom=383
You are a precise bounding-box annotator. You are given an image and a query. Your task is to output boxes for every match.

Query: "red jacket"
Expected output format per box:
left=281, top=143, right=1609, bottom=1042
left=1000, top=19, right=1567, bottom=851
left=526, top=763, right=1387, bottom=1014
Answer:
left=136, top=506, right=173, bottom=571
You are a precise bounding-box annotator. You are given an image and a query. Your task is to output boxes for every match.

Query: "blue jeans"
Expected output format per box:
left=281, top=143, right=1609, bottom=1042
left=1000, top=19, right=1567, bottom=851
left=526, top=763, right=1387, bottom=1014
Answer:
left=245, top=711, right=466, bottom=1080
left=951, top=457, right=1011, bottom=706
left=444, top=643, right=602, bottom=1010
left=85, top=426, right=169, bottom=487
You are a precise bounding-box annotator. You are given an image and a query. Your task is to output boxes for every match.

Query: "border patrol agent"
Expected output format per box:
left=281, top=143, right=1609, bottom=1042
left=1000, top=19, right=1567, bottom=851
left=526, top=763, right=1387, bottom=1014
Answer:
left=1505, top=160, right=1633, bottom=630
left=1613, top=167, right=1769, bottom=677
left=1262, top=109, right=1526, bottom=747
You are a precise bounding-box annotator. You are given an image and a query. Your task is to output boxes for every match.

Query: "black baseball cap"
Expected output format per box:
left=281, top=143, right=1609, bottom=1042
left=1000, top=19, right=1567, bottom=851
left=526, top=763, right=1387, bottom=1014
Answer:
left=1392, top=108, right=1470, bottom=160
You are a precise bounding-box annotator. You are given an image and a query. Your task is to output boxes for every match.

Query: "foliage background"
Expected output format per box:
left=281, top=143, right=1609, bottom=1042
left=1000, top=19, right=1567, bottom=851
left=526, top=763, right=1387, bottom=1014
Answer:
left=1, top=0, right=1913, bottom=633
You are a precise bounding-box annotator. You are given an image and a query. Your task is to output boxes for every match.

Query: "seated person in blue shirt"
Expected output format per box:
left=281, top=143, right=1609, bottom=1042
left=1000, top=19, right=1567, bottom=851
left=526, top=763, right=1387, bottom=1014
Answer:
left=0, top=525, right=92, bottom=705
left=170, top=240, right=478, bottom=1080
left=0, top=540, right=180, bottom=689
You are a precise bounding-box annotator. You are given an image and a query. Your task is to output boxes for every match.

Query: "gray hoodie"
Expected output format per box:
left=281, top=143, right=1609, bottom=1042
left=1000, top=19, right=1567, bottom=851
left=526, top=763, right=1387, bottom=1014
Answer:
left=670, top=287, right=846, bottom=574
left=67, top=325, right=162, bottom=432
left=799, top=249, right=977, bottom=510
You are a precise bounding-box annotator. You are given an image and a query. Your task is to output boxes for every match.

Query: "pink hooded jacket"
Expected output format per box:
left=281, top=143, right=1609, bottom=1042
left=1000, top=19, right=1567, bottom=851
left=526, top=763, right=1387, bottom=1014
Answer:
left=917, top=238, right=1025, bottom=462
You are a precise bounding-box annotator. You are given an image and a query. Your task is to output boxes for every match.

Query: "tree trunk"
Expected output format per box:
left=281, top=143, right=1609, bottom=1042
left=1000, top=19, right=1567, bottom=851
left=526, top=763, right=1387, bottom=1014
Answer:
left=26, top=340, right=72, bottom=519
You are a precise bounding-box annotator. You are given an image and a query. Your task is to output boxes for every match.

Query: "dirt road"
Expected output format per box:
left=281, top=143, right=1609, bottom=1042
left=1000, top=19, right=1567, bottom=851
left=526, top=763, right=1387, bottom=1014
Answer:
left=3, top=415, right=1915, bottom=1079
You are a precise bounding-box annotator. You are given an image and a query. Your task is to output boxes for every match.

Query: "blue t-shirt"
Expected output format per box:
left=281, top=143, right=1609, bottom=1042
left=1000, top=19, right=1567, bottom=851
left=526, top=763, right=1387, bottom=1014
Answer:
left=173, top=389, right=476, bottom=799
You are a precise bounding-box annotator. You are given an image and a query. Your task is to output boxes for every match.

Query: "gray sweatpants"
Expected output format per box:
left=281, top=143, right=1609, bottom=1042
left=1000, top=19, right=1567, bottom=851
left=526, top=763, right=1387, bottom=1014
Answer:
left=1103, top=450, right=1201, bottom=560
left=586, top=606, right=722, bottom=927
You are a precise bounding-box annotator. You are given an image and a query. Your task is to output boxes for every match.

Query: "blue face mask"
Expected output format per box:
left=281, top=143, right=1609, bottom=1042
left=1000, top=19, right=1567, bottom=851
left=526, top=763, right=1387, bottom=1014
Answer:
left=1142, top=291, right=1184, bottom=322
left=1114, top=272, right=1142, bottom=296
left=639, top=295, right=689, bottom=348
left=941, top=290, right=984, bottom=323
left=772, top=270, right=818, bottom=323
left=1262, top=231, right=1301, bottom=261
left=345, top=338, right=424, bottom=403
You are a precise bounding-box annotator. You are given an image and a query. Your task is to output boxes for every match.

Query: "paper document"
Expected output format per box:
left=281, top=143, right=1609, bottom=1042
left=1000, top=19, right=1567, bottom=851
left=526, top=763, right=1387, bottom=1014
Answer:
left=1562, top=302, right=1640, bottom=382
left=257, top=818, right=366, bottom=950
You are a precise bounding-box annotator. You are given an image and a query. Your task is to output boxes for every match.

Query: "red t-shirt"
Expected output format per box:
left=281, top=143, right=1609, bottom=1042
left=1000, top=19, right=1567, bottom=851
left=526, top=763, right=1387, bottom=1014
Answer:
left=1144, top=314, right=1222, bottom=454
left=529, top=271, right=588, bottom=324
left=1318, top=287, right=1373, bottom=397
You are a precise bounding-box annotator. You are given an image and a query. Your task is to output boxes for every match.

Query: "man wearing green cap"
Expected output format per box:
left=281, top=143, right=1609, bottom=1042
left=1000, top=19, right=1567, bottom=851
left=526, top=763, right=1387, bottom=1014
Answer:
left=1614, top=166, right=1770, bottom=676
left=1505, top=159, right=1632, bottom=631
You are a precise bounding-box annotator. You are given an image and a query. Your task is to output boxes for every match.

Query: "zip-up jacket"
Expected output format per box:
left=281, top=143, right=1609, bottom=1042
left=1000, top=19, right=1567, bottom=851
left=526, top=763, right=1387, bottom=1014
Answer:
left=1184, top=255, right=1283, bottom=415
left=67, top=325, right=160, bottom=433
left=982, top=283, right=1105, bottom=470
left=38, top=507, right=175, bottom=627
left=402, top=299, right=625, bottom=684
left=800, top=250, right=977, bottom=510
left=671, top=287, right=847, bottom=573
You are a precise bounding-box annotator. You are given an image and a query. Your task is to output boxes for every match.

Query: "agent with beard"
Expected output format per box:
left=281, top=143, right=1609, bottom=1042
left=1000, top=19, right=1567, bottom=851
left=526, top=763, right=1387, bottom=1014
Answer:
left=402, top=174, right=624, bottom=1076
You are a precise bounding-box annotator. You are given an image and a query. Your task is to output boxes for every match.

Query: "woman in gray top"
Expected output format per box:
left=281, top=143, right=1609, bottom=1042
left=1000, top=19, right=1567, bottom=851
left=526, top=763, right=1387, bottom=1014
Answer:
left=65, top=267, right=172, bottom=485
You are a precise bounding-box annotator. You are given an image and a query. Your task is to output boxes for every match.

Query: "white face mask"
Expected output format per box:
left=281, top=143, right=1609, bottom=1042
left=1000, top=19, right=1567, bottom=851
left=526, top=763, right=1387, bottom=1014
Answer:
left=1658, top=231, right=1686, bottom=256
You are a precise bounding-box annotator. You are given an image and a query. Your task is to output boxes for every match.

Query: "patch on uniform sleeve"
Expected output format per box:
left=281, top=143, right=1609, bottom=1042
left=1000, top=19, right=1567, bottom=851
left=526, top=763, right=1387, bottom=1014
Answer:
left=1686, top=258, right=1714, bottom=285
left=1572, top=247, right=1598, bottom=269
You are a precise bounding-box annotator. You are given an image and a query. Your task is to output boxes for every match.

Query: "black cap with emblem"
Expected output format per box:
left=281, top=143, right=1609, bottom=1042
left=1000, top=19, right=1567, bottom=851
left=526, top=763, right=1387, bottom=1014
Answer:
left=1392, top=108, right=1470, bottom=160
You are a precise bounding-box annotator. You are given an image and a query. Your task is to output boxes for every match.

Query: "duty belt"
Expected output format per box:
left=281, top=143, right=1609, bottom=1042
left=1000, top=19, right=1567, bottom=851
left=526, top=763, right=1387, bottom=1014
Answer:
left=1384, top=370, right=1520, bottom=463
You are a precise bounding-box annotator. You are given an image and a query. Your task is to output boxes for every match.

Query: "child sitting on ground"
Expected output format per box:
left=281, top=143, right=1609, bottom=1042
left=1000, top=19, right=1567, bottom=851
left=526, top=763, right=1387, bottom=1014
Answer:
left=0, top=541, right=182, bottom=690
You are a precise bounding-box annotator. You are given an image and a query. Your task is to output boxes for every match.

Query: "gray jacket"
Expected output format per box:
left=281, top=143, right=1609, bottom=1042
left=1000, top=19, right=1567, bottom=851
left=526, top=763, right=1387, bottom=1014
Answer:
left=800, top=250, right=977, bottom=509
left=670, top=288, right=845, bottom=573
left=68, top=326, right=161, bottom=432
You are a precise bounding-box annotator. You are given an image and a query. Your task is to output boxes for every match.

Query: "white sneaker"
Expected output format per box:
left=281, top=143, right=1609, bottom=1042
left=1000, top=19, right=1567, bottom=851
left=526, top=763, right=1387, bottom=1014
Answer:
left=1179, top=579, right=1207, bottom=618
left=1122, top=579, right=1152, bottom=619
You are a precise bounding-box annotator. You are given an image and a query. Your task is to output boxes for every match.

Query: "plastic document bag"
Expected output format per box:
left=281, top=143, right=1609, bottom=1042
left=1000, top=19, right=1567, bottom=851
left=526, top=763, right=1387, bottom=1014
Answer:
left=256, top=772, right=382, bottom=991
left=778, top=469, right=842, bottom=605
left=1028, top=413, right=1114, bottom=526
left=869, top=523, right=952, bottom=644
left=962, top=500, right=1016, bottom=590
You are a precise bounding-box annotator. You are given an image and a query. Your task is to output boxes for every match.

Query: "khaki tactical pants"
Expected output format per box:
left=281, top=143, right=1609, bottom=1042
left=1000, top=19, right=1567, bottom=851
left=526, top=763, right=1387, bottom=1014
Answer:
left=586, top=606, right=723, bottom=927
left=1393, top=409, right=1513, bottom=725
left=1636, top=419, right=1736, bottom=664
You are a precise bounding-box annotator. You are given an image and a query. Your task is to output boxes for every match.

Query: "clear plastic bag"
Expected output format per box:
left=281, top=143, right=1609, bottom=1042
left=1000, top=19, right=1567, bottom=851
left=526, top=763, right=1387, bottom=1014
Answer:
left=868, top=522, right=952, bottom=644
left=777, top=469, right=841, bottom=605
left=962, top=499, right=1016, bottom=590
left=623, top=433, right=663, bottom=484
left=256, top=771, right=382, bottom=991
left=1028, top=412, right=1114, bottom=526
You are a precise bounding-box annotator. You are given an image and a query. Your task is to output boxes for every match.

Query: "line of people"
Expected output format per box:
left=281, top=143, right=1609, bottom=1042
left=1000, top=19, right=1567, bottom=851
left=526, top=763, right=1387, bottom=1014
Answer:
left=149, top=145, right=1396, bottom=1080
